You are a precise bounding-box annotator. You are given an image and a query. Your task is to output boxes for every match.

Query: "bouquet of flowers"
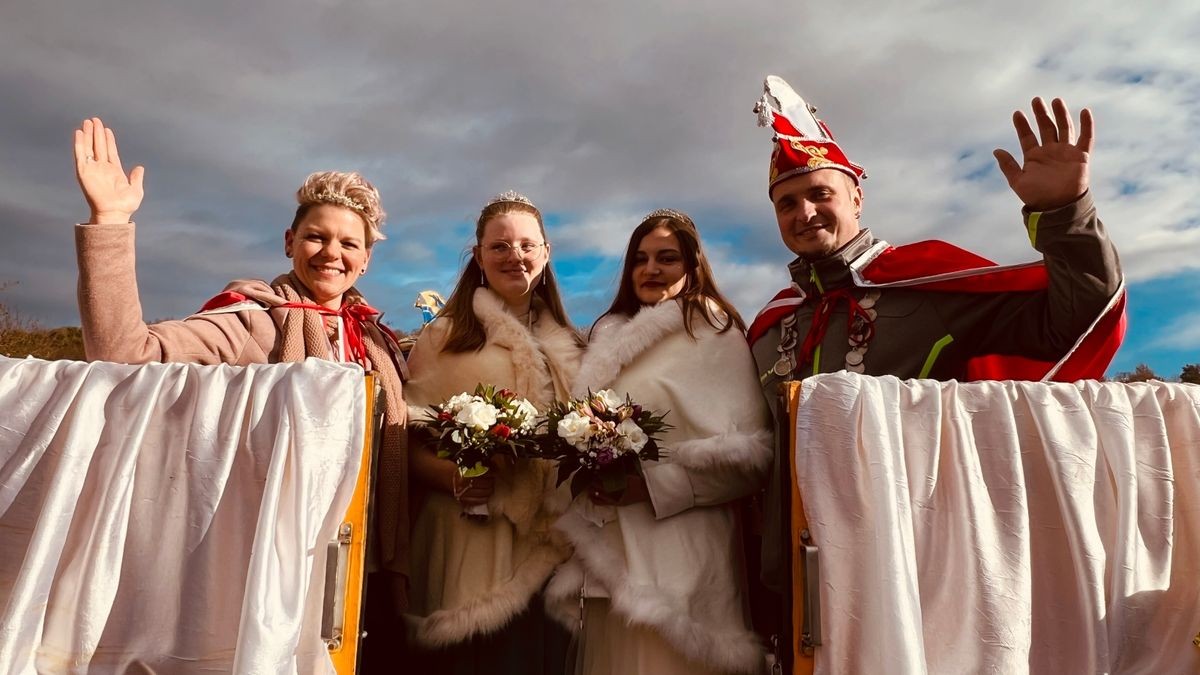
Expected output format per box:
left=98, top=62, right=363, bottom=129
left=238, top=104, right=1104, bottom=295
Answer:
left=426, top=384, right=540, bottom=519
left=537, top=389, right=671, bottom=500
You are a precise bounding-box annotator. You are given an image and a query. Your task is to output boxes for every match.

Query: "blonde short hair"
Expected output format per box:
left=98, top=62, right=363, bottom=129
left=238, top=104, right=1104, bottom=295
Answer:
left=292, top=171, right=387, bottom=245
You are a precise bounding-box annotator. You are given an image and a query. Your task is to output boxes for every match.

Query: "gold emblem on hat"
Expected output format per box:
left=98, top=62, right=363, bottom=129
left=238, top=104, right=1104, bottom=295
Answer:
left=791, top=141, right=834, bottom=169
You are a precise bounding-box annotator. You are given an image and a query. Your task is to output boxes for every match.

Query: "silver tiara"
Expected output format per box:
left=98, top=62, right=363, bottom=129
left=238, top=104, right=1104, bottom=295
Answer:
left=642, top=208, right=693, bottom=226
left=313, top=190, right=366, bottom=213
left=486, top=190, right=536, bottom=209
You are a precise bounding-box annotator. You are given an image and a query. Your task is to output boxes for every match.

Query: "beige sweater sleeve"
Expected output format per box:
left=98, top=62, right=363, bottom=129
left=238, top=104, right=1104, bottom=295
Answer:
left=75, top=223, right=277, bottom=365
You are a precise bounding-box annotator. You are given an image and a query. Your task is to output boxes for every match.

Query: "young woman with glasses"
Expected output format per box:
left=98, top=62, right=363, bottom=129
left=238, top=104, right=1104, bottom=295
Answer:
left=402, top=191, right=582, bottom=674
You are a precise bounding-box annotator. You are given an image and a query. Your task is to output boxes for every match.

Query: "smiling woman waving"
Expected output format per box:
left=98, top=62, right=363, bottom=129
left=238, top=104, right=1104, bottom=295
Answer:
left=69, top=118, right=412, bottom=645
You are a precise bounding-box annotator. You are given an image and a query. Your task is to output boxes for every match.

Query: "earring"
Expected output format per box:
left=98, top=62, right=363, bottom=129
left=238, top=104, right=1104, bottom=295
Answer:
left=480, top=269, right=487, bottom=287
left=361, top=267, right=367, bottom=275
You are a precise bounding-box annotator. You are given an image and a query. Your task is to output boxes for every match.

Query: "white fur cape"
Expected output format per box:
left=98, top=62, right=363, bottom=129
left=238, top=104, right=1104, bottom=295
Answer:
left=546, top=300, right=772, bottom=674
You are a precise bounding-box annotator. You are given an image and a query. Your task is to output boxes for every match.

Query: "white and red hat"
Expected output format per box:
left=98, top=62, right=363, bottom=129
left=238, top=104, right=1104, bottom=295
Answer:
left=754, top=75, right=867, bottom=194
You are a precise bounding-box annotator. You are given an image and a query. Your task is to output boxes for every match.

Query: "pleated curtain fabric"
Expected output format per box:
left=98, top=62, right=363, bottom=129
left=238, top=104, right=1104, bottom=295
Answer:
left=0, top=356, right=366, bottom=674
left=793, top=373, right=1200, bottom=675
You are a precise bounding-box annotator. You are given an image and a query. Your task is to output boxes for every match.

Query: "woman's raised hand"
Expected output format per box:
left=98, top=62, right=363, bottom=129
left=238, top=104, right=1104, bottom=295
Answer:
left=74, top=118, right=145, bottom=224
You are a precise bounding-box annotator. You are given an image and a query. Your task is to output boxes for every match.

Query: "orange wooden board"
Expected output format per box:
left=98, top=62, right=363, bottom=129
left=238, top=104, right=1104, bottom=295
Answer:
left=329, top=374, right=376, bottom=674
left=786, top=382, right=815, bottom=675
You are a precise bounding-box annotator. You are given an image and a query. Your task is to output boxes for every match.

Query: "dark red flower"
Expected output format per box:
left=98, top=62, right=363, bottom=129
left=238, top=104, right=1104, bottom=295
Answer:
left=490, top=423, right=513, bottom=438
left=438, top=410, right=453, bottom=421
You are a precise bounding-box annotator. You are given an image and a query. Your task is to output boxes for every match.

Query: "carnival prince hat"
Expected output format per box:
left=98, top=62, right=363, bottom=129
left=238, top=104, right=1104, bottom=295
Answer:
left=754, top=75, right=867, bottom=194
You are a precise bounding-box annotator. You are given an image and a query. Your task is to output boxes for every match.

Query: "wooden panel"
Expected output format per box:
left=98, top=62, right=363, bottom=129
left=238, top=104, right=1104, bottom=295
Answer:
left=786, top=382, right=815, bottom=675
left=328, top=373, right=378, bottom=674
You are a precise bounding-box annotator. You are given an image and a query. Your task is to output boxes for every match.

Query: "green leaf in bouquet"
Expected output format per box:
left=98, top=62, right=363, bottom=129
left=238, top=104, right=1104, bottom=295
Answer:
left=600, top=471, right=627, bottom=496
left=460, top=461, right=490, bottom=478
left=556, top=455, right=580, bottom=488
left=569, top=468, right=591, bottom=499
left=640, top=439, right=661, bottom=462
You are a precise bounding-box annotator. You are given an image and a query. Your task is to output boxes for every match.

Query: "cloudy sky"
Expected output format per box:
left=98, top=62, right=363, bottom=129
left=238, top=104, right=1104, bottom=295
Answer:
left=1, top=0, right=1197, bottom=377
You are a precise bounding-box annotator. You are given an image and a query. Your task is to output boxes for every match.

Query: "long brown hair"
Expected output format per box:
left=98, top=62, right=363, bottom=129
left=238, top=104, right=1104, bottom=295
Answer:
left=439, top=198, right=576, bottom=352
left=595, top=211, right=745, bottom=338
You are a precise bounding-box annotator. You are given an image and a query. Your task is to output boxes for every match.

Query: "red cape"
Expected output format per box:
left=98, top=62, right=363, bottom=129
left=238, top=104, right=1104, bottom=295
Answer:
left=747, top=240, right=1126, bottom=382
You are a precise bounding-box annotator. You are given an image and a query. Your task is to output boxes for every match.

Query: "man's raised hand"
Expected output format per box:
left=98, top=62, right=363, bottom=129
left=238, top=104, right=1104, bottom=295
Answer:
left=74, top=117, right=145, bottom=224
left=993, top=97, right=1092, bottom=213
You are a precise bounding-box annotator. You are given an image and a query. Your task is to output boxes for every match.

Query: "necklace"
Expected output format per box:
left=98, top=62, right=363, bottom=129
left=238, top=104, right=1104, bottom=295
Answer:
left=769, top=289, right=880, bottom=379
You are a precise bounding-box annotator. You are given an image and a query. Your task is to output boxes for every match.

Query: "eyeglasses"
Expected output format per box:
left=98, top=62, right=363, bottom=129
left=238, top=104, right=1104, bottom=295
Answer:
left=481, top=241, right=547, bottom=259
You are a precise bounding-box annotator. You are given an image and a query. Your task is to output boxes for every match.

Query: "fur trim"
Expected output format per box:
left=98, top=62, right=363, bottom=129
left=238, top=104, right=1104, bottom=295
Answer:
left=531, top=314, right=585, bottom=401
left=543, top=555, right=585, bottom=630
left=411, top=539, right=569, bottom=648
left=571, top=301, right=686, bottom=397
left=552, top=509, right=764, bottom=673
left=486, top=459, right=549, bottom=535
left=673, top=428, right=773, bottom=473
left=473, top=289, right=555, bottom=407
left=472, top=288, right=581, bottom=408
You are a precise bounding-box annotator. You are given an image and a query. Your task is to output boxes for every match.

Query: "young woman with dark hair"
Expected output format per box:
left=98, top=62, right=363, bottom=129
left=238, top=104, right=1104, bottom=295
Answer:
left=547, top=209, right=771, bottom=675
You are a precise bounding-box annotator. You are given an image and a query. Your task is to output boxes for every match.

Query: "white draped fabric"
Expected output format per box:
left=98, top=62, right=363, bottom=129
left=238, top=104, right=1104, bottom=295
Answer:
left=0, top=356, right=366, bottom=674
left=794, top=373, right=1200, bottom=675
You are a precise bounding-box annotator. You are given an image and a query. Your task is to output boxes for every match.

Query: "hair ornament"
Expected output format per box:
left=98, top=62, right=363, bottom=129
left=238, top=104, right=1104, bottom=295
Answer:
left=641, top=208, right=695, bottom=227
left=486, top=190, right=537, bottom=209
left=313, top=190, right=367, bottom=213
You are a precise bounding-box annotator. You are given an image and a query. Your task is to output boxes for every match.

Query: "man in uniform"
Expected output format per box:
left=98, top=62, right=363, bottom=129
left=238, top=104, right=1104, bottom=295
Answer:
left=746, top=75, right=1125, bottom=605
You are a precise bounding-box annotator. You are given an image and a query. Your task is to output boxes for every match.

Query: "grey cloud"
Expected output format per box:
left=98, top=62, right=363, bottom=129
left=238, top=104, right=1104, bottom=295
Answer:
left=1, top=0, right=1197, bottom=334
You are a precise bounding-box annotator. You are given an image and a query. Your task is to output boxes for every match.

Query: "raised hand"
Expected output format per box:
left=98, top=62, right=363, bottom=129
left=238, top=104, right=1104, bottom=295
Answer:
left=74, top=118, right=145, bottom=224
left=993, top=97, right=1092, bottom=212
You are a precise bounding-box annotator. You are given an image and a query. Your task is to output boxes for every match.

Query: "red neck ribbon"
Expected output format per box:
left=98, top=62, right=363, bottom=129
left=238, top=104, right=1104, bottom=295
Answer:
left=279, top=301, right=381, bottom=368
left=796, top=289, right=876, bottom=370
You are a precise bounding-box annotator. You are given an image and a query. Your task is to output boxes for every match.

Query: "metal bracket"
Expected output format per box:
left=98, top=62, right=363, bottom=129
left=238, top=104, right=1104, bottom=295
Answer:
left=321, top=522, right=353, bottom=650
left=799, top=528, right=822, bottom=653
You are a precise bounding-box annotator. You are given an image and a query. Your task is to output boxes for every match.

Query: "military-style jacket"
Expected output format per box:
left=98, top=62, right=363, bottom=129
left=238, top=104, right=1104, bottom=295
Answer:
left=752, top=192, right=1123, bottom=592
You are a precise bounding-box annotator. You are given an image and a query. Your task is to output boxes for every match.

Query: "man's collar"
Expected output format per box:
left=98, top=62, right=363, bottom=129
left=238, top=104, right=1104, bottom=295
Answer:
left=788, top=229, right=877, bottom=292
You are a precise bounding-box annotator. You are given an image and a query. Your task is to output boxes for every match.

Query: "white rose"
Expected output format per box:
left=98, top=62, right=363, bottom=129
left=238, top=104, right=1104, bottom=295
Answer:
left=594, top=389, right=624, bottom=410
left=557, top=411, right=594, bottom=445
left=446, top=392, right=475, bottom=413
left=616, top=418, right=648, bottom=452
left=513, top=399, right=539, bottom=431
left=455, top=400, right=498, bottom=431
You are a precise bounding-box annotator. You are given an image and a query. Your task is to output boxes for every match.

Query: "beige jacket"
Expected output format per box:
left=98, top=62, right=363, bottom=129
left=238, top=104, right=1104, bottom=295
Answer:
left=76, top=222, right=290, bottom=365
left=404, top=287, right=582, bottom=647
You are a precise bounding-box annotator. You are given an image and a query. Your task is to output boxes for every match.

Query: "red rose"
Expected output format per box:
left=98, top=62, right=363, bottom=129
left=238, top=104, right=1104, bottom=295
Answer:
left=490, top=423, right=513, bottom=438
left=438, top=410, right=453, bottom=421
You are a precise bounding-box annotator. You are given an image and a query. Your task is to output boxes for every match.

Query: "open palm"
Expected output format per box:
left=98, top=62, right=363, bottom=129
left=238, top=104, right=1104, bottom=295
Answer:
left=993, top=97, right=1092, bottom=213
left=74, top=117, right=145, bottom=224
